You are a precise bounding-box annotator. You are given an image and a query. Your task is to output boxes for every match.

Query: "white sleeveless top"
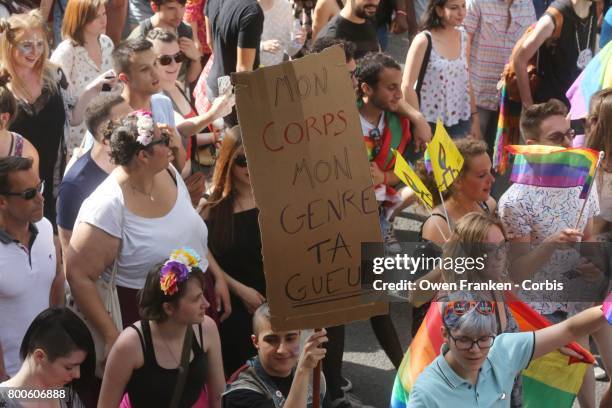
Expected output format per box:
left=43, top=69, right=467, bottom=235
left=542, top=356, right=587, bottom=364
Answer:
left=419, top=28, right=471, bottom=127
left=75, top=166, right=209, bottom=289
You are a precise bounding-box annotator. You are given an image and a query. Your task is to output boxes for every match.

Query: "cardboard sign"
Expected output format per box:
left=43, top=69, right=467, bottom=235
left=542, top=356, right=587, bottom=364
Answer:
left=232, top=46, right=387, bottom=331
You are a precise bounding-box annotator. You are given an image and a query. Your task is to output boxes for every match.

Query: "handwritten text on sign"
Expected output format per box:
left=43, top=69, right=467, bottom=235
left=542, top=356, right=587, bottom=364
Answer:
left=233, top=47, right=386, bottom=331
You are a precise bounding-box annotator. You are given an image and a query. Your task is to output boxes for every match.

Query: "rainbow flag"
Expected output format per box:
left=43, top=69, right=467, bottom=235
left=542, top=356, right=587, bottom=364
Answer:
left=493, top=83, right=522, bottom=174
left=505, top=145, right=599, bottom=199
left=604, top=292, right=612, bottom=325
left=390, top=293, right=594, bottom=408
left=567, top=41, right=612, bottom=120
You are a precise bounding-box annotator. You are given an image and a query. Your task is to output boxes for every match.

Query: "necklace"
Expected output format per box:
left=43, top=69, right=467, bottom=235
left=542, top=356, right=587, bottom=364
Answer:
left=575, top=15, right=593, bottom=70
left=128, top=181, right=154, bottom=201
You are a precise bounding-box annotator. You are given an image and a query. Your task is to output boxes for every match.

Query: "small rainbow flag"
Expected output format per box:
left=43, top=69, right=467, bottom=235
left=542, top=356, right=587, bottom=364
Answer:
left=505, top=145, right=599, bottom=199
left=390, top=293, right=594, bottom=408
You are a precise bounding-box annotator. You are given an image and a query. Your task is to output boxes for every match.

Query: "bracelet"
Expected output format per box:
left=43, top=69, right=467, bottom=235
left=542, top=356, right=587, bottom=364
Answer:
left=471, top=111, right=478, bottom=116
left=396, top=9, right=407, bottom=16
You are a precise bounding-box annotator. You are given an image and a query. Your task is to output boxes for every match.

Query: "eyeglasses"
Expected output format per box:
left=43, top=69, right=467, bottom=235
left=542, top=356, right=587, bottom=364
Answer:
left=157, top=52, right=186, bottom=66
left=147, top=133, right=170, bottom=148
left=544, top=128, right=575, bottom=145
left=234, top=154, right=248, bottom=168
left=368, top=127, right=382, bottom=157
left=0, top=180, right=44, bottom=200
left=447, top=332, right=496, bottom=351
left=16, top=39, right=45, bottom=55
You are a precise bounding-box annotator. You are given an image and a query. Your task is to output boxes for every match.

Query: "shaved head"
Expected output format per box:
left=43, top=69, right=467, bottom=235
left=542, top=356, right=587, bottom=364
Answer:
left=252, top=303, right=272, bottom=336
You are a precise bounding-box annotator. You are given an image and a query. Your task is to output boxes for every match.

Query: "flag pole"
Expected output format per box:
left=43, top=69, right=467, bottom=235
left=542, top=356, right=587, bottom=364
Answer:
left=438, top=190, right=453, bottom=236
left=313, top=328, right=322, bottom=408
left=574, top=151, right=605, bottom=230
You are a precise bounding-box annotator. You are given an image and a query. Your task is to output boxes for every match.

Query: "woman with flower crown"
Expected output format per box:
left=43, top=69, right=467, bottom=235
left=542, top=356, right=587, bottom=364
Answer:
left=98, top=248, right=225, bottom=408
left=66, top=112, right=231, bottom=374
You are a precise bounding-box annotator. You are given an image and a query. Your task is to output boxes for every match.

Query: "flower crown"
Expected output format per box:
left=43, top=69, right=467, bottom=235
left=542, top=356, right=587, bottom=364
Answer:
left=130, top=110, right=155, bottom=146
left=159, top=247, right=202, bottom=296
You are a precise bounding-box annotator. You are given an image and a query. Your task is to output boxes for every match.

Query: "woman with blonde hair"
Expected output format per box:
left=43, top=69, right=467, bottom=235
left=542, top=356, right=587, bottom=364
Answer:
left=51, top=0, right=117, bottom=155
left=0, top=10, right=113, bottom=228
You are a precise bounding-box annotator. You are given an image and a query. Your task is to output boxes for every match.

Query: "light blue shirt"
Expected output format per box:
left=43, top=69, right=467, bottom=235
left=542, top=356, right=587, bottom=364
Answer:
left=408, top=332, right=535, bottom=408
left=82, top=93, right=176, bottom=151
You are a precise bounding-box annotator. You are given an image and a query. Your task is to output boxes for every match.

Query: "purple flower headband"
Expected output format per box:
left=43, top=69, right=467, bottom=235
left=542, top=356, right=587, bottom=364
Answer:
left=159, top=247, right=202, bottom=296
left=130, top=110, right=155, bottom=146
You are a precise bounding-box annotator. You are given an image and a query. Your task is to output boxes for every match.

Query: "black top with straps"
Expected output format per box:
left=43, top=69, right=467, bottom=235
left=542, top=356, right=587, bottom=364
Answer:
left=126, top=320, right=207, bottom=408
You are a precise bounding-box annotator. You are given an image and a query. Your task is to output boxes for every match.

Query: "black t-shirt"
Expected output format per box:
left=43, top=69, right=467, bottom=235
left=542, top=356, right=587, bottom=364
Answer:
left=222, top=374, right=293, bottom=408
left=535, top=0, right=597, bottom=106
left=205, top=0, right=264, bottom=98
left=317, top=14, right=379, bottom=59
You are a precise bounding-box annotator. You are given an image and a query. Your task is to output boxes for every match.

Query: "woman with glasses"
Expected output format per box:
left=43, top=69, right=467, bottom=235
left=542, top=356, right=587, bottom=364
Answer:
left=50, top=0, right=118, bottom=156
left=408, top=293, right=611, bottom=407
left=0, top=73, right=38, bottom=168
left=66, top=111, right=223, bottom=362
left=0, top=10, right=113, bottom=229
left=199, top=126, right=266, bottom=376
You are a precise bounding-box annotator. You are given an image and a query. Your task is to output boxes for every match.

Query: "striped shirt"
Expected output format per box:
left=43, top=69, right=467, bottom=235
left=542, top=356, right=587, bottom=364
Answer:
left=464, top=0, right=536, bottom=110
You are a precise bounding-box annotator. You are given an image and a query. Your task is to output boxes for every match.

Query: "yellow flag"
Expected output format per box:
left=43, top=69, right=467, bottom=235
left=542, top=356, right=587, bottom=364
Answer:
left=426, top=119, right=464, bottom=192
left=392, top=150, right=434, bottom=210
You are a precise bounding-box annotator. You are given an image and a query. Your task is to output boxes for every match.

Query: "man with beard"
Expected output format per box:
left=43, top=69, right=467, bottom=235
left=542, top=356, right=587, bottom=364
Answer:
left=317, top=0, right=381, bottom=59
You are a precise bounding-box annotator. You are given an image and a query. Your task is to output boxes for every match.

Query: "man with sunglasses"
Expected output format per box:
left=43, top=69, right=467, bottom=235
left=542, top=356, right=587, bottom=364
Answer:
left=0, top=157, right=60, bottom=381
left=408, top=294, right=611, bottom=407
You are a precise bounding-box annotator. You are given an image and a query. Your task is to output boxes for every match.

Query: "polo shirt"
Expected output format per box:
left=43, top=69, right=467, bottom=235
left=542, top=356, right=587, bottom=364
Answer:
left=408, top=332, right=535, bottom=407
left=0, top=218, right=55, bottom=376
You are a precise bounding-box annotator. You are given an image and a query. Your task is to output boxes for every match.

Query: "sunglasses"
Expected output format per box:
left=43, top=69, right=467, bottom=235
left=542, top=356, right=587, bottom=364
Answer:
left=1, top=180, right=44, bottom=200
left=148, top=133, right=170, bottom=148
left=16, top=39, right=45, bottom=55
left=234, top=154, right=248, bottom=168
left=445, top=300, right=495, bottom=317
left=157, top=52, right=186, bottom=66
left=368, top=128, right=382, bottom=157
left=545, top=128, right=575, bottom=145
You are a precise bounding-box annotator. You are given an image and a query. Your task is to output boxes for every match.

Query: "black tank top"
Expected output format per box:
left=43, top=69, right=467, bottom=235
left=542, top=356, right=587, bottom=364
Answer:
left=126, top=320, right=207, bottom=408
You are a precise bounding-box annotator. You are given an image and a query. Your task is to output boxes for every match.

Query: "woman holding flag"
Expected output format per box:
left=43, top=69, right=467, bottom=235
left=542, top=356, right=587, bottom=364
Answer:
left=406, top=292, right=612, bottom=408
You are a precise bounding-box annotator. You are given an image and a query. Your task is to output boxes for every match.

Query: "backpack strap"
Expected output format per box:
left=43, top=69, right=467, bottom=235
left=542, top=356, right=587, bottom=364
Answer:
left=546, top=6, right=564, bottom=40
left=415, top=31, right=432, bottom=103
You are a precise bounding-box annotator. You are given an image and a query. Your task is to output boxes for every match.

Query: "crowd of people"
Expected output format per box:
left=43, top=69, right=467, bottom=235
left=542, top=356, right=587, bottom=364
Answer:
left=0, top=0, right=611, bottom=406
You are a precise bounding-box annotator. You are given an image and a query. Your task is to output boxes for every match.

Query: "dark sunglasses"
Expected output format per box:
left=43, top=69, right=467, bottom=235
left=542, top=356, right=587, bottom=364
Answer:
left=1, top=180, right=44, bottom=200
left=368, top=128, right=382, bottom=157
left=148, top=133, right=171, bottom=148
left=157, top=52, right=186, bottom=66
left=234, top=154, right=248, bottom=168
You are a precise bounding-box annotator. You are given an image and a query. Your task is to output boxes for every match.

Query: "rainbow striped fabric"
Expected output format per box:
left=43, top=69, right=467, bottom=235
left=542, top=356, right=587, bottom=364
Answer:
left=505, top=145, right=599, bottom=198
left=390, top=293, right=594, bottom=408
left=566, top=41, right=612, bottom=120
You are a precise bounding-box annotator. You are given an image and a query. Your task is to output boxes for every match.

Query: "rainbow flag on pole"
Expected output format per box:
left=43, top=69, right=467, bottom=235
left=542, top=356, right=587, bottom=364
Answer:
left=505, top=145, right=599, bottom=198
left=390, top=293, right=594, bottom=408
